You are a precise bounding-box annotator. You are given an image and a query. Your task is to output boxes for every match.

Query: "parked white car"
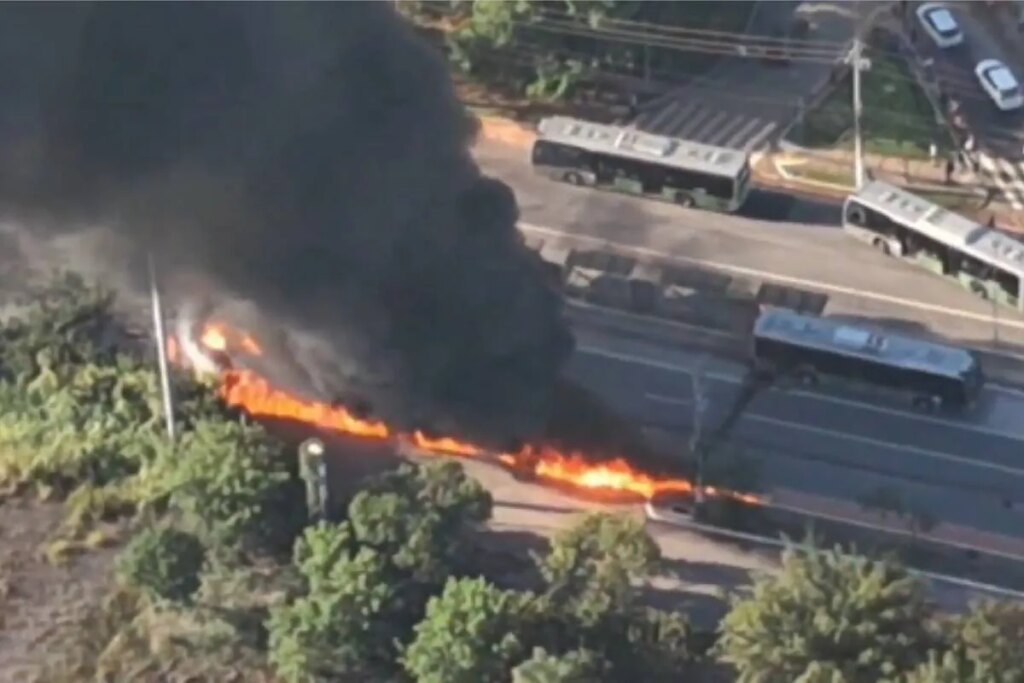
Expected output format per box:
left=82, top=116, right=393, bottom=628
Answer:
left=975, top=59, right=1024, bottom=111
left=916, top=3, right=964, bottom=48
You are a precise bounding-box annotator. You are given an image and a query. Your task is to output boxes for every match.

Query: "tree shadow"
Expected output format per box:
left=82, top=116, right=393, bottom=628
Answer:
left=467, top=527, right=549, bottom=591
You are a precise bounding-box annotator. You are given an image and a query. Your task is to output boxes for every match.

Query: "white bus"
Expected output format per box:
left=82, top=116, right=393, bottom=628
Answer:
left=843, top=180, right=1024, bottom=311
left=531, top=116, right=752, bottom=213
left=752, top=308, right=985, bottom=412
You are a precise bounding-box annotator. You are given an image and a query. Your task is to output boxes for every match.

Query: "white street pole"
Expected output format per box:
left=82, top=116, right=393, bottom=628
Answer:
left=148, top=253, right=176, bottom=441
left=851, top=37, right=865, bottom=190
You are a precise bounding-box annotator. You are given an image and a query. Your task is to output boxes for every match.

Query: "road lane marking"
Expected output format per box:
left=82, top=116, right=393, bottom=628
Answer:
left=521, top=222, right=1024, bottom=333
left=576, top=344, right=1024, bottom=443
left=743, top=120, right=778, bottom=152
left=723, top=117, right=763, bottom=149
left=646, top=391, right=1024, bottom=477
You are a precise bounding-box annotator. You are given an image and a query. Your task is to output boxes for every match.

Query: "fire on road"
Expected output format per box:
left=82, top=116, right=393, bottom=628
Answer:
left=170, top=319, right=762, bottom=506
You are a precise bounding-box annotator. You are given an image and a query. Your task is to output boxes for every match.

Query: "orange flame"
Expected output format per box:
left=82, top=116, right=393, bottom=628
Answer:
left=166, top=336, right=180, bottom=364
left=179, top=325, right=763, bottom=505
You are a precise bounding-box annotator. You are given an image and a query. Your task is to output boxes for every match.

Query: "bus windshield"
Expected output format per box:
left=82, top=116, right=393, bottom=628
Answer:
left=842, top=180, right=1024, bottom=311
left=531, top=116, right=751, bottom=214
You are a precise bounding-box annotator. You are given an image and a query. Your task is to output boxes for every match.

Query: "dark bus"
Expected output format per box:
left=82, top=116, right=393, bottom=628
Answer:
left=752, top=308, right=984, bottom=412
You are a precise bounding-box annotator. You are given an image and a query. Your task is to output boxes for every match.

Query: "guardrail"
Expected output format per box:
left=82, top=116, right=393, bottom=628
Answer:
left=645, top=504, right=1024, bottom=601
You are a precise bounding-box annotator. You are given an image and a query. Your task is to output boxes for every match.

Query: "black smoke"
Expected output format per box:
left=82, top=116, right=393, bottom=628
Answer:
left=0, top=2, right=574, bottom=445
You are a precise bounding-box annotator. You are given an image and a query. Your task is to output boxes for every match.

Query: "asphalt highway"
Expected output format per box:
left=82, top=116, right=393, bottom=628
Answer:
left=474, top=140, right=1024, bottom=360
left=566, top=321, right=1024, bottom=542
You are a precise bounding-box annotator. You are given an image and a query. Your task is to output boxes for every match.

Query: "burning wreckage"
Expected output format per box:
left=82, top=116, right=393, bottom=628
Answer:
left=170, top=306, right=762, bottom=506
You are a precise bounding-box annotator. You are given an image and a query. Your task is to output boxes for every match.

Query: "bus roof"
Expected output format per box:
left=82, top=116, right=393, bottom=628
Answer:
left=536, top=116, right=749, bottom=179
left=753, top=307, right=977, bottom=379
left=851, top=180, right=1024, bottom=277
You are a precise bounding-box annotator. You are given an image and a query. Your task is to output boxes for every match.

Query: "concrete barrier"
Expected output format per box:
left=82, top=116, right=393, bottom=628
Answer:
left=476, top=114, right=537, bottom=149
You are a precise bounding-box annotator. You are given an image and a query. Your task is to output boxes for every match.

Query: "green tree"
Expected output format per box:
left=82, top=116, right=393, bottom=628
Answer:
left=904, top=651, right=979, bottom=683
left=538, top=512, right=660, bottom=625
left=169, top=418, right=304, bottom=555
left=954, top=601, right=1024, bottom=681
left=268, top=542, right=403, bottom=682
left=716, top=545, right=936, bottom=683
left=268, top=462, right=494, bottom=682
left=402, top=576, right=534, bottom=683
left=511, top=647, right=609, bottom=683
left=350, top=459, right=492, bottom=583
left=116, top=526, right=206, bottom=603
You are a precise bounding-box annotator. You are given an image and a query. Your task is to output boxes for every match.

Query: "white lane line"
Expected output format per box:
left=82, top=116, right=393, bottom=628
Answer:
left=646, top=391, right=1024, bottom=477
left=645, top=99, right=682, bottom=133
left=520, top=221, right=1024, bottom=333
left=704, top=116, right=747, bottom=147
left=689, top=111, right=731, bottom=142
left=577, top=344, right=1024, bottom=443
left=743, top=120, right=778, bottom=152
left=980, top=154, right=1024, bottom=211
left=672, top=107, right=716, bottom=139
left=723, top=117, right=764, bottom=149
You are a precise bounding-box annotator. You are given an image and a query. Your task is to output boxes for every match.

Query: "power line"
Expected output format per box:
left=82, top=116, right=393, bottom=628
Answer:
left=532, top=7, right=850, bottom=50
left=515, top=18, right=846, bottom=64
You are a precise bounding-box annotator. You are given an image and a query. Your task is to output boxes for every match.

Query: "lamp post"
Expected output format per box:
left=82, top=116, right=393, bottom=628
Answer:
left=690, top=356, right=709, bottom=505
left=299, top=437, right=329, bottom=523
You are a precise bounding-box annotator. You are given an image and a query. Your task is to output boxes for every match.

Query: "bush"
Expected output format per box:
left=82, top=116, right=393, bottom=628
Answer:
left=117, top=526, right=207, bottom=603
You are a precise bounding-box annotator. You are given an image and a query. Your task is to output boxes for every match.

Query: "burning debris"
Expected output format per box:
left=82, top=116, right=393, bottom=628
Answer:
left=0, top=2, right=571, bottom=446
left=175, top=320, right=762, bottom=505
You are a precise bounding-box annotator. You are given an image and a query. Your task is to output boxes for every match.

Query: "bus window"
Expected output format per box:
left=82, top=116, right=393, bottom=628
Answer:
left=705, top=174, right=734, bottom=199
left=532, top=140, right=585, bottom=167
left=995, top=267, right=1021, bottom=302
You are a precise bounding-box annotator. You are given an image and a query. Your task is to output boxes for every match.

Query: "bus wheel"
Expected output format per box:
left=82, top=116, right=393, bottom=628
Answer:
left=675, top=193, right=695, bottom=208
left=564, top=172, right=584, bottom=186
left=872, top=238, right=891, bottom=256
left=795, top=369, right=817, bottom=387
left=912, top=395, right=938, bottom=413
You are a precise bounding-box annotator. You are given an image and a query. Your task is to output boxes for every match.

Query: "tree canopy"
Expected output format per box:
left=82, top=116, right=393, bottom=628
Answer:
left=716, top=545, right=938, bottom=683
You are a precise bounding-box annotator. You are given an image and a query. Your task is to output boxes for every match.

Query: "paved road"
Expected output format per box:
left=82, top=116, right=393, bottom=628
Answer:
left=475, top=140, right=1024, bottom=359
left=630, top=2, right=864, bottom=151
left=566, top=322, right=1024, bottom=543
left=911, top=2, right=1024, bottom=207
left=438, top=454, right=1020, bottom=615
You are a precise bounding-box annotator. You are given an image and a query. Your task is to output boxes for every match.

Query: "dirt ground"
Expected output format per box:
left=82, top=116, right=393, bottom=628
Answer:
left=0, top=499, right=118, bottom=682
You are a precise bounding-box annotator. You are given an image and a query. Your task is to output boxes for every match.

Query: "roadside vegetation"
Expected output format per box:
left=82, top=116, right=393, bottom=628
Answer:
left=398, top=0, right=754, bottom=114
left=787, top=29, right=954, bottom=160
left=2, top=271, right=1023, bottom=682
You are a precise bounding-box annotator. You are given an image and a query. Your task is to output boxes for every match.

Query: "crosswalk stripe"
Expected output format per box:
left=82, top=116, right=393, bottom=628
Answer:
left=649, top=102, right=698, bottom=136
left=704, top=116, right=747, bottom=147
left=722, top=117, right=763, bottom=149
left=670, top=107, right=716, bottom=139
left=642, top=100, right=681, bottom=133
left=743, top=120, right=778, bottom=152
left=980, top=153, right=1024, bottom=211
left=688, top=111, right=730, bottom=142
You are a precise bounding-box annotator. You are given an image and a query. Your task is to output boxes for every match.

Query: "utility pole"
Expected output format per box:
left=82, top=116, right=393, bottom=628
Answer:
left=847, top=38, right=871, bottom=190
left=690, top=356, right=709, bottom=505
left=148, top=253, right=176, bottom=441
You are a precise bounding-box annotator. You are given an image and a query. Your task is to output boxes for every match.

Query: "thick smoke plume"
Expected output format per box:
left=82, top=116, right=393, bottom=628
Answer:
left=0, top=3, right=573, bottom=445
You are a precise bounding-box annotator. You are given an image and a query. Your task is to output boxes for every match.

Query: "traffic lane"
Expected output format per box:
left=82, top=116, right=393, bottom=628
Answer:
left=477, top=140, right=1024, bottom=327
left=921, top=8, right=1024, bottom=157
left=564, top=355, right=1024, bottom=536
left=566, top=347, right=1024, bottom=486
left=475, top=139, right=843, bottom=233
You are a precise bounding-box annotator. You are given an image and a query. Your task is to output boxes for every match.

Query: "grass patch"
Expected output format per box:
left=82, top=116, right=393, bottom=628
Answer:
left=785, top=162, right=855, bottom=188
left=789, top=54, right=953, bottom=159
